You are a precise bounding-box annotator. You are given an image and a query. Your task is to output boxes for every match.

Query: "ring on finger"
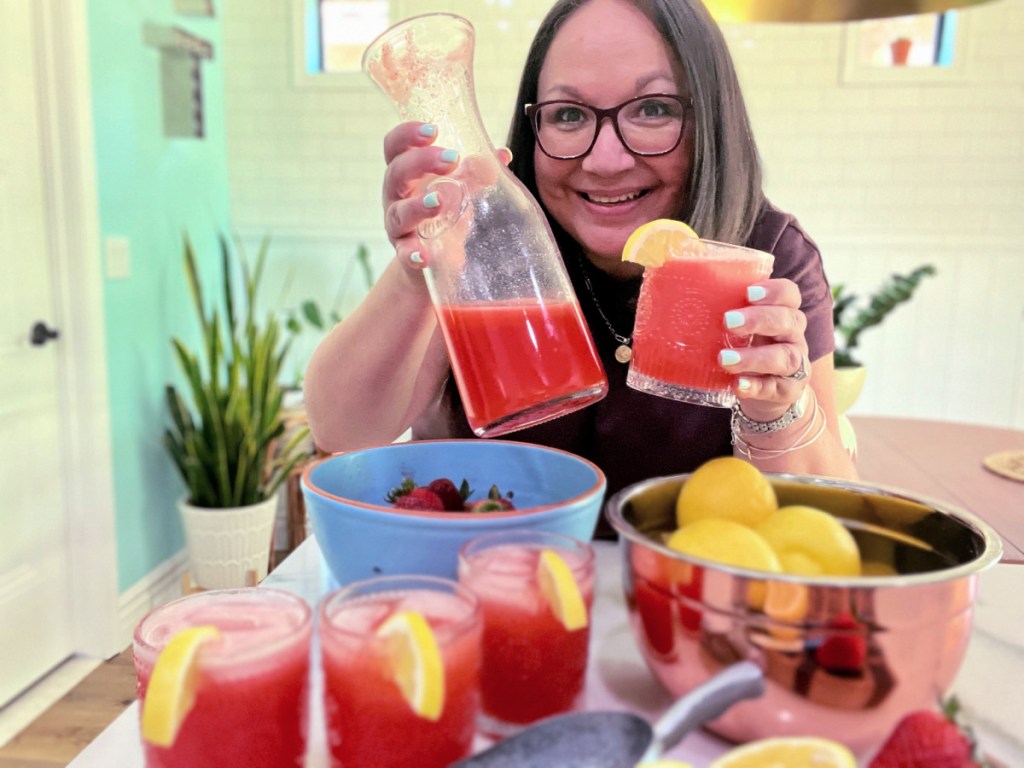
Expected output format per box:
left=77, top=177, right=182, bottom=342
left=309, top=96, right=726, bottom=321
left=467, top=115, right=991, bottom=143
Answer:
left=782, top=356, right=808, bottom=381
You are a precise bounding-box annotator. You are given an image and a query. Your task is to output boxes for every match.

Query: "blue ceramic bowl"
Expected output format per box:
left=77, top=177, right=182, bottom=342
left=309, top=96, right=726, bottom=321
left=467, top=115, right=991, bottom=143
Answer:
left=301, top=439, right=606, bottom=586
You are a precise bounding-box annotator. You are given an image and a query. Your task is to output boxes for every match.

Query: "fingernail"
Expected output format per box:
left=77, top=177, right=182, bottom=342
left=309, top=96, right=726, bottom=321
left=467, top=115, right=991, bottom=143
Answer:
left=440, top=148, right=459, bottom=163
left=737, top=377, right=752, bottom=391
left=720, top=349, right=741, bottom=366
left=410, top=251, right=423, bottom=264
left=747, top=285, right=766, bottom=302
left=423, top=191, right=440, bottom=209
left=724, top=310, right=745, bottom=329
left=419, top=124, right=437, bottom=137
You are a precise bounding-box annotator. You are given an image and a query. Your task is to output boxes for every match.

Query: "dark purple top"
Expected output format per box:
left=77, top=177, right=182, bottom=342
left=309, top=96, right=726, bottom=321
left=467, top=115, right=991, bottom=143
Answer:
left=413, top=201, right=834, bottom=525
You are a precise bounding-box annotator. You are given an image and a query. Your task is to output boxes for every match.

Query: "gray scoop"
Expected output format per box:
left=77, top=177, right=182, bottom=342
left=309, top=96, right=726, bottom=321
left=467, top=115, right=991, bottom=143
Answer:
left=454, top=661, right=765, bottom=768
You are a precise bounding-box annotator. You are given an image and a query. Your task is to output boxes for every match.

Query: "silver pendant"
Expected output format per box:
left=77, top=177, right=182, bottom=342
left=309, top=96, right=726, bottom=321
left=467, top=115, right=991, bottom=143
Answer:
left=614, top=344, right=632, bottom=364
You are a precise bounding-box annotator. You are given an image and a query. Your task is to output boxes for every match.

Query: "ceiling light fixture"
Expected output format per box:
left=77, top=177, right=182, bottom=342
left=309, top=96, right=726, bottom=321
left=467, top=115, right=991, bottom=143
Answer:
left=703, top=0, right=998, bottom=23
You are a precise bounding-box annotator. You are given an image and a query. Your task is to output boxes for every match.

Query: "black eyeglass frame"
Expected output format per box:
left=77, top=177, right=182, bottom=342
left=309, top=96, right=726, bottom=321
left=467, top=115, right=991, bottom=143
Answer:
left=523, top=93, right=692, bottom=160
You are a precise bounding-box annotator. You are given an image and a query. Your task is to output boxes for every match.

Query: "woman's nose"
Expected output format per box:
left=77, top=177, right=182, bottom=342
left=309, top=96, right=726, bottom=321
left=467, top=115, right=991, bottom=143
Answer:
left=581, top=118, right=636, bottom=174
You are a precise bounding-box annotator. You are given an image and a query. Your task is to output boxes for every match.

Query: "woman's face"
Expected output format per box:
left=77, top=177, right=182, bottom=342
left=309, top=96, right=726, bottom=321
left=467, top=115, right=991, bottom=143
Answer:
left=534, top=0, right=694, bottom=278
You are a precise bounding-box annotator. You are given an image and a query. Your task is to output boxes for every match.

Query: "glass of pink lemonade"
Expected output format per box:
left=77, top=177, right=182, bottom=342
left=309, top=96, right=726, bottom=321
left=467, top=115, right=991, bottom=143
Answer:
left=458, top=530, right=595, bottom=737
left=132, top=587, right=312, bottom=768
left=318, top=574, right=482, bottom=768
left=627, top=239, right=775, bottom=407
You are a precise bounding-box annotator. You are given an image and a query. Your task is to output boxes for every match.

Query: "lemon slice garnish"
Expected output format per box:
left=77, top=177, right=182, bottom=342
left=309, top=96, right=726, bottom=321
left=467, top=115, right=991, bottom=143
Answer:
left=538, top=549, right=589, bottom=631
left=622, top=218, right=701, bottom=268
left=141, top=625, right=221, bottom=747
left=709, top=736, right=857, bottom=768
left=376, top=610, right=445, bottom=721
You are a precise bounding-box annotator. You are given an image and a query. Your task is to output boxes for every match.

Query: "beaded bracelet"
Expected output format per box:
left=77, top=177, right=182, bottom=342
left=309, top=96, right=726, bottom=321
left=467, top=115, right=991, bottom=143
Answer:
left=731, top=389, right=827, bottom=461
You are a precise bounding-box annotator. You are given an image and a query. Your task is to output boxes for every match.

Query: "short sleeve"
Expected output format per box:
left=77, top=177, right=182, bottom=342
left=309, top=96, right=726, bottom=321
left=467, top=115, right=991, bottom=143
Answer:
left=746, top=202, right=835, bottom=363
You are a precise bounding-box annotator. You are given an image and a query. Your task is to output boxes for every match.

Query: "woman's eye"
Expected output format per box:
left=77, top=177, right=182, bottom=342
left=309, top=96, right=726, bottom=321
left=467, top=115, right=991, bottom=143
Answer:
left=552, top=106, right=587, bottom=125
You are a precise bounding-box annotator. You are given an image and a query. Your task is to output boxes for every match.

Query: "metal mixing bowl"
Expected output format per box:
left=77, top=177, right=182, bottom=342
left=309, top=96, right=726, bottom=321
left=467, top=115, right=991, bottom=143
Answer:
left=605, top=473, right=1003, bottom=755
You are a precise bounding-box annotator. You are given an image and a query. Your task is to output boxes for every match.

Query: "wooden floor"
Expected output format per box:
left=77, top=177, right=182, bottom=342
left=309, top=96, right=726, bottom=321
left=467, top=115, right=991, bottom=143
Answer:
left=0, top=649, right=136, bottom=767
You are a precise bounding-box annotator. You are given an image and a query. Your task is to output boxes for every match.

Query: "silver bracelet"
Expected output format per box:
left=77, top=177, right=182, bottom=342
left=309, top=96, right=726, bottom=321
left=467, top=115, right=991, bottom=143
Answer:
left=732, top=393, right=826, bottom=460
left=731, top=389, right=811, bottom=435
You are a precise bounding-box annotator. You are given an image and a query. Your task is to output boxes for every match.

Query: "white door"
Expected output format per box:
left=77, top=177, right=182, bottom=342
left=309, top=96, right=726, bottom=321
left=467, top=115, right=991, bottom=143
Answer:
left=0, top=0, right=76, bottom=705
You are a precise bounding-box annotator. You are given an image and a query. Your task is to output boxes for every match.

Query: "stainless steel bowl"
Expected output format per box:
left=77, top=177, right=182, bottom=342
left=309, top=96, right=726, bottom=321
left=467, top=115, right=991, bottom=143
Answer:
left=605, top=473, right=1003, bottom=755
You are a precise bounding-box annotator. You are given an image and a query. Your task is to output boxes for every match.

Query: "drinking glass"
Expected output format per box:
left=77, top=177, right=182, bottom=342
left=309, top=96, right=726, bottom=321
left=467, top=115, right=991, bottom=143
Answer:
left=132, top=587, right=312, bottom=768
left=318, top=574, right=482, bottom=768
left=458, top=530, right=595, bottom=737
left=627, top=240, right=775, bottom=407
left=363, top=13, right=607, bottom=437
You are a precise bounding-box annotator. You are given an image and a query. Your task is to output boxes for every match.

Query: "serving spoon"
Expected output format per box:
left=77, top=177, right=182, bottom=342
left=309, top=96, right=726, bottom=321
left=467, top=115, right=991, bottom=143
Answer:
left=453, top=661, right=765, bottom=768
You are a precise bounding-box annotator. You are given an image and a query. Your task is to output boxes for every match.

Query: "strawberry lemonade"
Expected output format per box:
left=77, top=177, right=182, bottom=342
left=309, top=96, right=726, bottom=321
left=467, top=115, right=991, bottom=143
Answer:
left=318, top=575, right=482, bottom=768
left=458, top=530, right=595, bottom=736
left=623, top=221, right=774, bottom=408
left=437, top=299, right=607, bottom=436
left=132, top=588, right=312, bottom=768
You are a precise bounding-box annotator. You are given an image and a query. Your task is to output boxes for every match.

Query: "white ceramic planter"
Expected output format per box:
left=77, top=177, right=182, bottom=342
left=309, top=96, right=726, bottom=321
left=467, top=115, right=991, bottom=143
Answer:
left=179, top=494, right=278, bottom=589
left=833, top=365, right=868, bottom=458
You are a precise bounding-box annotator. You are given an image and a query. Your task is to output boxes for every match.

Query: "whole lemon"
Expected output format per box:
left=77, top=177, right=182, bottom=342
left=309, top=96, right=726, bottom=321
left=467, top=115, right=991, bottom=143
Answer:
left=666, top=519, right=782, bottom=574
left=755, top=505, right=862, bottom=577
left=676, top=457, right=777, bottom=529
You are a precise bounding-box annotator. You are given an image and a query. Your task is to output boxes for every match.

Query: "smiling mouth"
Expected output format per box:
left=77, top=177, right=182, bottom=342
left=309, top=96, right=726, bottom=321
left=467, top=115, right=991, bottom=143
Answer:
left=582, top=190, right=648, bottom=205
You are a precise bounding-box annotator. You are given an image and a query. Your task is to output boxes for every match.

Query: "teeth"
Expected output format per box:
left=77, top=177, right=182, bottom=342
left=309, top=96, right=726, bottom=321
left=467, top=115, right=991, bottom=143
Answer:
left=588, top=191, right=641, bottom=204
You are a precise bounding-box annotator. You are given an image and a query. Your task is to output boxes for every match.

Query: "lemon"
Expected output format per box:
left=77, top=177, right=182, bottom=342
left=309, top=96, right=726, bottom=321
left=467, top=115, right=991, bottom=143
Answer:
left=141, top=625, right=221, bottom=747
left=709, top=736, right=857, bottom=768
left=666, top=519, right=782, bottom=574
left=756, top=505, right=862, bottom=577
left=538, top=549, right=589, bottom=631
left=676, top=457, right=778, bottom=529
left=376, top=610, right=445, bottom=721
left=622, top=218, right=701, bottom=268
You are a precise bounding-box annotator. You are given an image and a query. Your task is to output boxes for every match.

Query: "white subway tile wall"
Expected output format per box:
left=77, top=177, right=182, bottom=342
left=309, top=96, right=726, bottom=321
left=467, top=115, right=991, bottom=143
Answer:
left=222, top=0, right=1024, bottom=428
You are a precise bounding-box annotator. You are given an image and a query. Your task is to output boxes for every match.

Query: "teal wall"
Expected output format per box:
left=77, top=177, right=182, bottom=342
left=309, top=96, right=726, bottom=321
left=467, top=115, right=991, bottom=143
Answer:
left=87, top=1, right=232, bottom=590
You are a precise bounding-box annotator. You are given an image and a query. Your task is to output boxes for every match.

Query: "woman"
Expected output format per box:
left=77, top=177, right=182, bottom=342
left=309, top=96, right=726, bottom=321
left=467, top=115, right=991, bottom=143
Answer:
left=304, top=0, right=857, bottom=504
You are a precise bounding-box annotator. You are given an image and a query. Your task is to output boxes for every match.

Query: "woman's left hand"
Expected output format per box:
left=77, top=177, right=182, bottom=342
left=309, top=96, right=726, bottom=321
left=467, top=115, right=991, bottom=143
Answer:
left=718, top=278, right=810, bottom=422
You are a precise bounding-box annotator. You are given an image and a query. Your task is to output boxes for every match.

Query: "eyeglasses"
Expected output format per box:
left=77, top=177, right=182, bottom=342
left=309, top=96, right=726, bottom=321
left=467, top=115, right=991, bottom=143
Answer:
left=524, top=93, right=691, bottom=160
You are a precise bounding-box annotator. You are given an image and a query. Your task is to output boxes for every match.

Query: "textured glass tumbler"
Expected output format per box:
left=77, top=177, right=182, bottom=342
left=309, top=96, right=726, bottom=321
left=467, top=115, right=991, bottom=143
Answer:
left=628, top=240, right=774, bottom=408
left=363, top=14, right=607, bottom=437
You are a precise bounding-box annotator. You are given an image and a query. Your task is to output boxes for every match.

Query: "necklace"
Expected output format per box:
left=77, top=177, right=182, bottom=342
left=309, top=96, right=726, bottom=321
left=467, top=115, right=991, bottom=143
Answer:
left=576, top=254, right=633, bottom=364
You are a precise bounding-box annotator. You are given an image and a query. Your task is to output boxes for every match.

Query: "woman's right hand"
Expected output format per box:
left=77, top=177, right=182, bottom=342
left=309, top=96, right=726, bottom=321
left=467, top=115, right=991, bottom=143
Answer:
left=382, top=122, right=512, bottom=269
left=382, top=122, right=461, bottom=270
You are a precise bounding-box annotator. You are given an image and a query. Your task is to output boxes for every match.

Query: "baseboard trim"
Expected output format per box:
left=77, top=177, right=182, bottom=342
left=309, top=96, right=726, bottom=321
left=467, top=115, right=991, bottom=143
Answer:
left=116, top=549, right=189, bottom=653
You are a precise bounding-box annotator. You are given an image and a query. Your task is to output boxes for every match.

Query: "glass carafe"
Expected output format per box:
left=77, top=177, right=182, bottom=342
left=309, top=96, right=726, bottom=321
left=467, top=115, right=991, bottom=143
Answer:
left=363, top=13, right=608, bottom=438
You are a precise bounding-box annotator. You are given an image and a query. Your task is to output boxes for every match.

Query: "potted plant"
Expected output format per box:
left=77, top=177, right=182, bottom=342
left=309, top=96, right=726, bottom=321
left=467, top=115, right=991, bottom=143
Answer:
left=164, top=234, right=310, bottom=589
left=279, top=242, right=375, bottom=392
left=831, top=264, right=937, bottom=454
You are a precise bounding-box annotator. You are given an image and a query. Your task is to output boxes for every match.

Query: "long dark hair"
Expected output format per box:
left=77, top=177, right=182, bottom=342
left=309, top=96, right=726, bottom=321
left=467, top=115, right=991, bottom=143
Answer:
left=506, top=0, right=765, bottom=247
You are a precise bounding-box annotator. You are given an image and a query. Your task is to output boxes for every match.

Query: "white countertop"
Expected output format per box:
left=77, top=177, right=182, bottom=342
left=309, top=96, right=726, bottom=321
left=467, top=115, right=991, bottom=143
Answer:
left=68, top=539, right=1023, bottom=767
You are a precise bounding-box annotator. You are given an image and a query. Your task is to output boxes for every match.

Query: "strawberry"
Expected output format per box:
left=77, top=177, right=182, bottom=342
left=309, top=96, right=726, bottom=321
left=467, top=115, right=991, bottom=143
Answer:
left=393, top=488, right=445, bottom=511
left=869, top=698, right=988, bottom=768
left=385, top=477, right=417, bottom=504
left=426, top=478, right=471, bottom=512
left=815, top=613, right=867, bottom=673
left=467, top=484, right=515, bottom=513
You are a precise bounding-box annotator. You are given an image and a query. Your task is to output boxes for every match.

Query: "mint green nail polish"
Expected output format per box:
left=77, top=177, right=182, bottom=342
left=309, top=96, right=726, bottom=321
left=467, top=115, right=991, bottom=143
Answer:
left=440, top=148, right=459, bottom=163
left=720, top=349, right=741, bottom=366
left=737, top=377, right=752, bottom=391
left=725, top=310, right=745, bottom=329
left=410, top=251, right=423, bottom=264
left=423, top=191, right=440, bottom=209
left=419, top=124, right=437, bottom=137
left=747, top=285, right=766, bottom=302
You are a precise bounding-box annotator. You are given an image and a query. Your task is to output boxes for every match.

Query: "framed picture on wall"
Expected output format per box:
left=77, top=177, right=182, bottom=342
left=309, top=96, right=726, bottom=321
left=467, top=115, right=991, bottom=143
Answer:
left=842, top=11, right=973, bottom=84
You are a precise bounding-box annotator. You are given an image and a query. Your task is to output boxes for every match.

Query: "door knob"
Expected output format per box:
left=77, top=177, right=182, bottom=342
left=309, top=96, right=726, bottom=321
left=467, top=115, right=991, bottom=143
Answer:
left=30, top=321, right=60, bottom=346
